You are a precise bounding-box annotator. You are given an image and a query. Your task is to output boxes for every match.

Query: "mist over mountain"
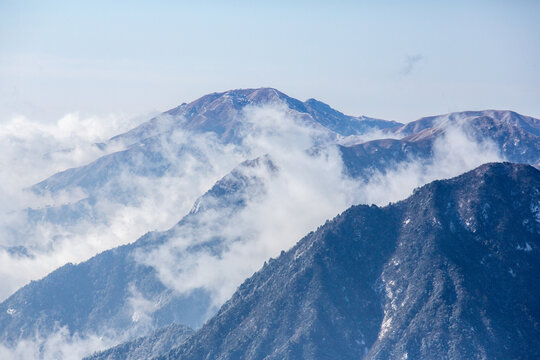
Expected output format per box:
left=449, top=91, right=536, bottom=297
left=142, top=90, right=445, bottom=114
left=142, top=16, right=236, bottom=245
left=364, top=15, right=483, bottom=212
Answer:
left=1, top=88, right=539, bottom=359
left=29, top=88, right=399, bottom=205
left=159, top=162, right=540, bottom=360
left=0, top=156, right=279, bottom=342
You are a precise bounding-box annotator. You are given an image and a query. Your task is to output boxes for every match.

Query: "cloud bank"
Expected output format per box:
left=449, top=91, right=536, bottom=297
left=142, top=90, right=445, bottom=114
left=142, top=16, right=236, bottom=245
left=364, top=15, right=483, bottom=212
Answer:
left=0, top=105, right=505, bottom=359
left=0, top=112, right=247, bottom=300
left=137, top=106, right=504, bottom=322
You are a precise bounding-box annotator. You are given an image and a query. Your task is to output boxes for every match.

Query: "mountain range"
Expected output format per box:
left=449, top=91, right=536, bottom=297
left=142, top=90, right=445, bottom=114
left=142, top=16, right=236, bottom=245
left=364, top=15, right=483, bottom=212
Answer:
left=10, top=89, right=539, bottom=257
left=1, top=88, right=539, bottom=359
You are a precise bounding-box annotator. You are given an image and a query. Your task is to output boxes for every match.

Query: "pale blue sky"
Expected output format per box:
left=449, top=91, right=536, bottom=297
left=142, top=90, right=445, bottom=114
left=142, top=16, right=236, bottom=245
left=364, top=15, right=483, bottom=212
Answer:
left=1, top=0, right=539, bottom=123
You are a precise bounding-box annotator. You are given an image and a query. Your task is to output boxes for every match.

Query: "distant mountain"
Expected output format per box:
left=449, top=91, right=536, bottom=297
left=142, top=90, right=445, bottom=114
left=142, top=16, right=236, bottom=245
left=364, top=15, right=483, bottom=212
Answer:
left=86, top=323, right=193, bottom=360
left=339, top=110, right=540, bottom=179
left=392, top=110, right=540, bottom=137
left=32, top=88, right=399, bottom=196
left=158, top=163, right=540, bottom=360
left=390, top=110, right=540, bottom=165
left=111, top=88, right=401, bottom=146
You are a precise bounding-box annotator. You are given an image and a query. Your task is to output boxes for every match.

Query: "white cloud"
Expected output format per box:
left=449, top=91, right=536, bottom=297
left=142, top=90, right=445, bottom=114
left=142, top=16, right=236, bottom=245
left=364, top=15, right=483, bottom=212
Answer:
left=338, top=128, right=401, bottom=146
left=357, top=120, right=503, bottom=206
left=138, top=108, right=505, bottom=318
left=138, top=105, right=363, bottom=311
left=0, top=112, right=246, bottom=300
left=0, top=326, right=126, bottom=360
left=0, top=113, right=143, bottom=297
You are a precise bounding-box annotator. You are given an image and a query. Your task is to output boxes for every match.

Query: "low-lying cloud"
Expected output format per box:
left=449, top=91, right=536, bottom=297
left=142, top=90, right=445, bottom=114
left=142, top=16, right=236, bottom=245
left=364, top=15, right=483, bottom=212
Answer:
left=359, top=124, right=503, bottom=205
left=137, top=106, right=505, bottom=322
left=0, top=327, right=125, bottom=360
left=0, top=112, right=247, bottom=301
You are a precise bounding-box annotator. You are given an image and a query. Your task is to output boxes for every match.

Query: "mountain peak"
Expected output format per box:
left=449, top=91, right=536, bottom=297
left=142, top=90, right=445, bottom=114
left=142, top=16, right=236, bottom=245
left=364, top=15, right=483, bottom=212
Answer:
left=112, top=88, right=402, bottom=145
left=177, top=87, right=298, bottom=111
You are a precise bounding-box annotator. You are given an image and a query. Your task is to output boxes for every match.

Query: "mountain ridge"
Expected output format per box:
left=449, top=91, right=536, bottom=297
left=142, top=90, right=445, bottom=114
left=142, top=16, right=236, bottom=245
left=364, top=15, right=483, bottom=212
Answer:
left=158, top=162, right=540, bottom=360
left=3, top=87, right=540, bottom=358
left=110, top=87, right=401, bottom=146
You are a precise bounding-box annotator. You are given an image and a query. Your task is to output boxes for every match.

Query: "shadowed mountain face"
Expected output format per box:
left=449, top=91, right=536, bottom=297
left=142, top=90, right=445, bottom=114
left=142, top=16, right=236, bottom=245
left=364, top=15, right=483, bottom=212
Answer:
left=159, top=163, right=540, bottom=360
left=338, top=138, right=433, bottom=179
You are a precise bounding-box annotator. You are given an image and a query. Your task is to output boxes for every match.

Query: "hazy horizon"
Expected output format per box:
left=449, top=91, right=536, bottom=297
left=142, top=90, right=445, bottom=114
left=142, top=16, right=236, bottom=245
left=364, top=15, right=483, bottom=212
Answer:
left=2, top=0, right=540, bottom=124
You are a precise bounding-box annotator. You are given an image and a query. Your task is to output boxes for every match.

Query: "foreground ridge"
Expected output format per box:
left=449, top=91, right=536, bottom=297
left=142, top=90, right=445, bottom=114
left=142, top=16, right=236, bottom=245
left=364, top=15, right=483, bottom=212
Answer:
left=160, top=162, right=540, bottom=360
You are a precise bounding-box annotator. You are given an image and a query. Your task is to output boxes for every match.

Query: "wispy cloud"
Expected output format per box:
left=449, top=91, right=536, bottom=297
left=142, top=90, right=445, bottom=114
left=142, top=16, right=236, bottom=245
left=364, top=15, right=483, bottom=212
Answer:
left=400, top=54, right=424, bottom=75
